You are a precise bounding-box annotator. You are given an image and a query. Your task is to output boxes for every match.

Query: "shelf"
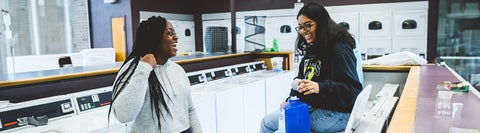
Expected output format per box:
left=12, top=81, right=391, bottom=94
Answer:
left=440, top=56, right=480, bottom=60
left=447, top=13, right=480, bottom=19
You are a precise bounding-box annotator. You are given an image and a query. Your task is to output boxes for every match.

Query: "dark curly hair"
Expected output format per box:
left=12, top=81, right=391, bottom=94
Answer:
left=296, top=2, right=356, bottom=56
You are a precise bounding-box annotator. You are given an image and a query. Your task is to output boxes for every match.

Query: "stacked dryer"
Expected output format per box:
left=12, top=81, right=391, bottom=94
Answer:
left=170, top=20, right=196, bottom=53
left=392, top=10, right=428, bottom=58
left=265, top=16, right=298, bottom=52
left=359, top=9, right=427, bottom=59
left=359, top=11, right=393, bottom=59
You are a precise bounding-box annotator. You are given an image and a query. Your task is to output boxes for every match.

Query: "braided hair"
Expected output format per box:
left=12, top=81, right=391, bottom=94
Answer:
left=108, top=16, right=172, bottom=130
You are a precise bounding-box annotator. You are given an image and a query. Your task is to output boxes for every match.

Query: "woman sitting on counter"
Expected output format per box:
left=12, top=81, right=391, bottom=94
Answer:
left=260, top=2, right=362, bottom=133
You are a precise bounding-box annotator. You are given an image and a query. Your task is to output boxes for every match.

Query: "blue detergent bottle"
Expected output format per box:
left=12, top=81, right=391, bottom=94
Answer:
left=278, top=96, right=310, bottom=133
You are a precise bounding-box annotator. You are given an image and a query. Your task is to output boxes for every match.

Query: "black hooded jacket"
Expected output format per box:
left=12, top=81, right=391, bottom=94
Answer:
left=290, top=42, right=362, bottom=113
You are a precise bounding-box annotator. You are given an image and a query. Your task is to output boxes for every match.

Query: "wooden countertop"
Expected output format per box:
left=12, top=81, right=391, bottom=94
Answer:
left=387, top=66, right=420, bottom=133
left=363, top=65, right=413, bottom=72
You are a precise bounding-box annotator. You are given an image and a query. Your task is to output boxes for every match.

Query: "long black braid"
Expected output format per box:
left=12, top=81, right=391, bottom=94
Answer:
left=108, top=16, right=172, bottom=130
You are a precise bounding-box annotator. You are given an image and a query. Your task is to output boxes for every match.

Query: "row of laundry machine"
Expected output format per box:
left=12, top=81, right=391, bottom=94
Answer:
left=187, top=61, right=295, bottom=133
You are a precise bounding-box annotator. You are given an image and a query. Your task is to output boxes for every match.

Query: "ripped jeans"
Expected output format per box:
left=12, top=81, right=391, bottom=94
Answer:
left=260, top=108, right=350, bottom=133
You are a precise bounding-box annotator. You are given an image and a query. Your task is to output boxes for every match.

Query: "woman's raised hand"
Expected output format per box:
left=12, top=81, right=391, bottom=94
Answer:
left=141, top=54, right=157, bottom=68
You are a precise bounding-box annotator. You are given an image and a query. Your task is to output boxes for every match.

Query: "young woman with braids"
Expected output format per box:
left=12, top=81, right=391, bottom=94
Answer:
left=109, top=16, right=201, bottom=133
left=260, top=2, right=362, bottom=133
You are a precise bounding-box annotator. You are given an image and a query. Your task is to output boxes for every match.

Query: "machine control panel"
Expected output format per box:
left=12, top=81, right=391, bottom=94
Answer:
left=253, top=63, right=267, bottom=71
left=75, top=91, right=112, bottom=112
left=188, top=74, right=206, bottom=85
left=205, top=69, right=230, bottom=81
left=236, top=66, right=251, bottom=75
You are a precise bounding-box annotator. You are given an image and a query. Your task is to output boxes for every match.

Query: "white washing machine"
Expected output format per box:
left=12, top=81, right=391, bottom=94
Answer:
left=330, top=12, right=360, bottom=40
left=9, top=108, right=126, bottom=133
left=248, top=70, right=296, bottom=114
left=392, top=10, right=428, bottom=58
left=218, top=61, right=267, bottom=133
left=265, top=16, right=298, bottom=52
left=187, top=70, right=217, bottom=133
left=189, top=66, right=245, bottom=133
left=205, top=79, right=244, bottom=133
left=186, top=61, right=294, bottom=133
left=1, top=87, right=126, bottom=133
left=360, top=11, right=393, bottom=57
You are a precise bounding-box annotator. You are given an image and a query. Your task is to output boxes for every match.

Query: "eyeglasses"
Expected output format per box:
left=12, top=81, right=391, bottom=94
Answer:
left=295, top=22, right=316, bottom=33
left=166, top=29, right=176, bottom=36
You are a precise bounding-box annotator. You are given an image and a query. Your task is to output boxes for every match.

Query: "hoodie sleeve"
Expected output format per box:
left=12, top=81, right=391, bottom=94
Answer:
left=111, top=60, right=153, bottom=122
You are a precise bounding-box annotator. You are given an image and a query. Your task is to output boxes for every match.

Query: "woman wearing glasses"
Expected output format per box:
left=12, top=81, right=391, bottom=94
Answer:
left=109, top=16, right=202, bottom=133
left=260, top=2, right=362, bottom=133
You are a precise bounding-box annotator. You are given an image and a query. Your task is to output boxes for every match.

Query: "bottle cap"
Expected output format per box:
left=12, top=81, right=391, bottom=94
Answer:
left=290, top=96, right=299, bottom=101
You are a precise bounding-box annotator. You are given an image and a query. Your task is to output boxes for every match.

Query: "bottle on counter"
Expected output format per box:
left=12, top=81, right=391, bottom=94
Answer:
left=273, top=38, right=279, bottom=52
left=278, top=96, right=310, bottom=133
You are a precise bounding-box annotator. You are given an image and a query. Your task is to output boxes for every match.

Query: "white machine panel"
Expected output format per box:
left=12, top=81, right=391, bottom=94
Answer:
left=265, top=16, right=297, bottom=51
left=391, top=39, right=427, bottom=57
left=191, top=89, right=217, bottom=133
left=361, top=38, right=392, bottom=56
left=214, top=84, right=244, bottom=133
left=391, top=10, right=428, bottom=57
left=242, top=80, right=266, bottom=133
left=360, top=11, right=392, bottom=38
left=170, top=20, right=196, bottom=53
left=330, top=12, right=360, bottom=38
left=393, top=10, right=427, bottom=38
left=265, top=71, right=295, bottom=113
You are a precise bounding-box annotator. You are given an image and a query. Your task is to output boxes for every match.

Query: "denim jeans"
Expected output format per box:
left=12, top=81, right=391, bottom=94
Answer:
left=260, top=108, right=350, bottom=133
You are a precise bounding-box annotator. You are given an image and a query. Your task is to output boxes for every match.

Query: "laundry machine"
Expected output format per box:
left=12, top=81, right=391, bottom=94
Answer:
left=221, top=61, right=267, bottom=133
left=235, top=61, right=296, bottom=114
left=1, top=87, right=126, bottom=133
left=187, top=70, right=217, bottom=133
left=248, top=70, right=296, bottom=113
left=265, top=16, right=298, bottom=52
left=330, top=12, right=360, bottom=40
left=360, top=11, right=393, bottom=59
left=202, top=64, right=249, bottom=133
left=392, top=10, right=428, bottom=58
left=189, top=65, right=246, bottom=133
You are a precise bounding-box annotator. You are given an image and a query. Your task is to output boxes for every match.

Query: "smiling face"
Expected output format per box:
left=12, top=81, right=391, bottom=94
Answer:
left=297, top=15, right=317, bottom=44
left=158, top=21, right=178, bottom=60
